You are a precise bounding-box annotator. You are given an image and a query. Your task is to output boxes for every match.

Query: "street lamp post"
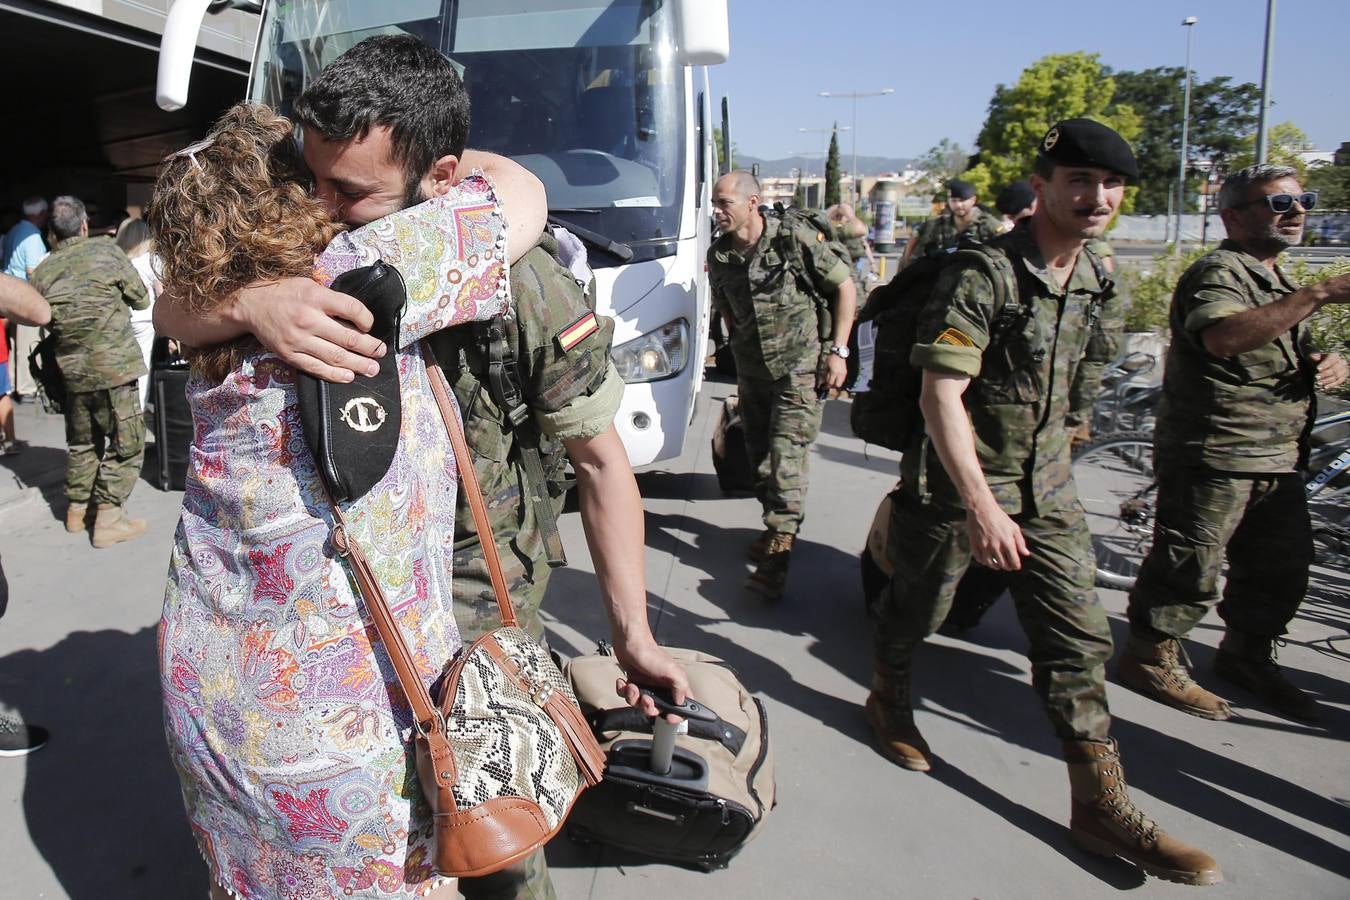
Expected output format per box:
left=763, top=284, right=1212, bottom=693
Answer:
left=800, top=125, right=849, bottom=206
left=819, top=88, right=894, bottom=206
left=1176, top=15, right=1198, bottom=254
left=1255, top=0, right=1277, bottom=163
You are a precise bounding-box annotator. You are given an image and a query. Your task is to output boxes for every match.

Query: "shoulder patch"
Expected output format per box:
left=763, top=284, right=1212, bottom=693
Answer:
left=557, top=311, right=599, bottom=352
left=934, top=327, right=976, bottom=348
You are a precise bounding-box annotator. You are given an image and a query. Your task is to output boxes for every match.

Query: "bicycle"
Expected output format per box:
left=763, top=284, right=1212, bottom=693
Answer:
left=1071, top=407, right=1350, bottom=590
left=1090, top=351, right=1161, bottom=437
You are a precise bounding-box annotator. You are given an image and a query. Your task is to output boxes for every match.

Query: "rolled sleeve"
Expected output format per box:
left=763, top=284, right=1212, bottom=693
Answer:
left=535, top=363, right=623, bottom=440
left=909, top=264, right=994, bottom=377
left=799, top=229, right=850, bottom=294
left=1181, top=272, right=1249, bottom=335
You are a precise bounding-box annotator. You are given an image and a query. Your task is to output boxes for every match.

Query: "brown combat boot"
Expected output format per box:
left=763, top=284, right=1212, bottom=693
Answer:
left=864, top=664, right=931, bottom=771
left=65, top=500, right=91, bottom=534
left=746, top=528, right=775, bottom=563
left=91, top=504, right=148, bottom=549
left=1064, top=739, right=1222, bottom=885
left=1214, top=632, right=1320, bottom=724
left=745, top=532, right=794, bottom=599
left=1117, top=635, right=1232, bottom=720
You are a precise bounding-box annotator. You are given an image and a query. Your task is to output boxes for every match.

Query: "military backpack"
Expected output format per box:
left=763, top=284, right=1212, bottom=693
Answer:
left=849, top=241, right=1019, bottom=452
left=767, top=202, right=845, bottom=341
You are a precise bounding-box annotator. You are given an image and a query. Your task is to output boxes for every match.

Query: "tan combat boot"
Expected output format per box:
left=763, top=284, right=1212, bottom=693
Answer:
left=65, top=500, right=91, bottom=533
left=863, top=666, right=931, bottom=772
left=746, top=528, right=775, bottom=563
left=91, top=504, right=148, bottom=549
left=745, top=532, right=794, bottom=599
left=1064, top=739, right=1222, bottom=886
left=1214, top=632, right=1320, bottom=724
left=1117, top=635, right=1232, bottom=720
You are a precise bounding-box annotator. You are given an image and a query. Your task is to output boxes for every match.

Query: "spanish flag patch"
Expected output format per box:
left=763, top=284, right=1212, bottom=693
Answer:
left=557, top=312, right=599, bottom=351
left=934, top=327, right=976, bottom=348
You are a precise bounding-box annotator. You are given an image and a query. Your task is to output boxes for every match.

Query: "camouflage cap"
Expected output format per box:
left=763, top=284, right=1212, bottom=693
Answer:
left=1038, top=118, right=1138, bottom=180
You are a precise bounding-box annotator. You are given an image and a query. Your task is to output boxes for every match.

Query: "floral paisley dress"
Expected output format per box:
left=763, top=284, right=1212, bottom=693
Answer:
left=159, top=176, right=509, bottom=898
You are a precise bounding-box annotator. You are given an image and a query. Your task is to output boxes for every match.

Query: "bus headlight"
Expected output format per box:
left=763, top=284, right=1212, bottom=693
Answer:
left=612, top=319, right=689, bottom=383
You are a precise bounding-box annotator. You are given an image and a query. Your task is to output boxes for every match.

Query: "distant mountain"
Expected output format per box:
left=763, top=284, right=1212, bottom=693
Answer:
left=734, top=154, right=914, bottom=178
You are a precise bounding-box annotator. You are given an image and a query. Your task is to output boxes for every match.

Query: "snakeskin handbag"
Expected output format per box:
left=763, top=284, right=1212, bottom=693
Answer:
left=327, top=339, right=604, bottom=878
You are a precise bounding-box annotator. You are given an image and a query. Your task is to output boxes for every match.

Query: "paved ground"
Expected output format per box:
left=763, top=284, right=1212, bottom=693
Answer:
left=1, top=379, right=1348, bottom=899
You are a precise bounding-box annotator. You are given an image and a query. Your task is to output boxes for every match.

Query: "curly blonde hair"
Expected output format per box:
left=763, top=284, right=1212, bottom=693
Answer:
left=149, top=102, right=344, bottom=379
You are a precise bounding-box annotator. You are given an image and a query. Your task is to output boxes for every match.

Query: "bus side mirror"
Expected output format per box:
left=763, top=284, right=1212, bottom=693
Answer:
left=157, top=0, right=215, bottom=110
left=671, top=0, right=729, bottom=66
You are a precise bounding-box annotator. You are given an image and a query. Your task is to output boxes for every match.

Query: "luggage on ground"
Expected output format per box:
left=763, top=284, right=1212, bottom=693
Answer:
left=564, top=644, right=774, bottom=871
left=151, top=338, right=192, bottom=491
left=711, top=395, right=755, bottom=494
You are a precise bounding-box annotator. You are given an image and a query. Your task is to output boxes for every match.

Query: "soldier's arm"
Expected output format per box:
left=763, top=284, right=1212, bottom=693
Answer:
left=459, top=150, right=547, bottom=258
left=0, top=273, right=50, bottom=326
left=910, top=264, right=1029, bottom=570
left=1198, top=271, right=1350, bottom=358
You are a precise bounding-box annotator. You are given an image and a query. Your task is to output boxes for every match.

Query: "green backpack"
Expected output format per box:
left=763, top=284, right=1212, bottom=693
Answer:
left=767, top=203, right=848, bottom=341
left=849, top=241, right=1019, bottom=452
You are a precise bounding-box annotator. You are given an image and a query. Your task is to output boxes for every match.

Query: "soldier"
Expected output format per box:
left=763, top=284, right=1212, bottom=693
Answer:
left=995, top=180, right=1037, bottom=232
left=155, top=37, right=686, bottom=900
left=31, top=196, right=150, bottom=548
left=900, top=178, right=1003, bottom=268
left=708, top=172, right=857, bottom=599
left=868, top=119, right=1221, bottom=885
left=827, top=202, right=874, bottom=291
left=1119, top=165, right=1350, bottom=724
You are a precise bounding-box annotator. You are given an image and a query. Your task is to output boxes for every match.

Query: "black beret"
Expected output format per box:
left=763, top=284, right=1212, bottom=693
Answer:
left=946, top=179, right=976, bottom=200
left=996, top=180, right=1036, bottom=216
left=1038, top=118, right=1138, bottom=180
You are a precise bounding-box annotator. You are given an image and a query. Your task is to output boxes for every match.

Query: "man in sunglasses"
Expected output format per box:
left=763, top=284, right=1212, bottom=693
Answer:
left=1119, top=164, right=1350, bottom=725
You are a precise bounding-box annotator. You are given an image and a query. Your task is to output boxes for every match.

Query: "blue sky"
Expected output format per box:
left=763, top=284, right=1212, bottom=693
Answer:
left=711, top=0, right=1348, bottom=163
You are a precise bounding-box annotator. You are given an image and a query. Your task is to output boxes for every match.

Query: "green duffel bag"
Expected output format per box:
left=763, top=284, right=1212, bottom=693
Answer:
left=563, top=644, right=775, bottom=871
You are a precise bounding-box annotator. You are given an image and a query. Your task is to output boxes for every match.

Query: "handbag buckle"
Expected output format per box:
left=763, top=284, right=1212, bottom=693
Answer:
left=508, top=651, right=553, bottom=707
left=331, top=522, right=350, bottom=558
left=413, top=708, right=446, bottom=738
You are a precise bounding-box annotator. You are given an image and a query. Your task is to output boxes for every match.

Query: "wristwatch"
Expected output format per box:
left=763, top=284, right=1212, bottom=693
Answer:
left=828, top=345, right=850, bottom=359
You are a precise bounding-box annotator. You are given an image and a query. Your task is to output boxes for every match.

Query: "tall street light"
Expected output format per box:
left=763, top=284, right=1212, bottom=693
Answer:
left=819, top=88, right=894, bottom=206
left=1255, top=0, right=1277, bottom=163
left=1176, top=15, right=1198, bottom=254
left=800, top=125, right=849, bottom=205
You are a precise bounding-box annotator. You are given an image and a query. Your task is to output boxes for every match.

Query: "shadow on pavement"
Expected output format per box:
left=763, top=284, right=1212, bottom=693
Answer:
left=0, top=625, right=205, bottom=899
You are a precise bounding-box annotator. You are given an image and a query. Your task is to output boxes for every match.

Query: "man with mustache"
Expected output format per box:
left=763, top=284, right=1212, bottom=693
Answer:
left=868, top=119, right=1222, bottom=885
left=1118, top=165, right=1349, bottom=724
left=900, top=178, right=1003, bottom=269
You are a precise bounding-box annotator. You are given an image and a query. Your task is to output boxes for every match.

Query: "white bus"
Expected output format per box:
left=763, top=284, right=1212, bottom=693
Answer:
left=158, top=0, right=728, bottom=467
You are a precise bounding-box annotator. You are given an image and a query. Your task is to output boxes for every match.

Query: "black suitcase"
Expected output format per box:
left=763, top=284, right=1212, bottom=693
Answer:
left=150, top=339, right=193, bottom=492
left=564, top=647, right=774, bottom=871
left=711, top=395, right=754, bottom=495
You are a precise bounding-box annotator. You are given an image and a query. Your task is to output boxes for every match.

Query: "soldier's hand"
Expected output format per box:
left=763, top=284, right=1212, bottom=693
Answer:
left=1312, top=351, right=1349, bottom=392
left=1315, top=273, right=1350, bottom=305
left=237, top=278, right=386, bottom=383
left=820, top=354, right=848, bottom=391
left=613, top=637, right=690, bottom=724
left=965, top=499, right=1031, bottom=572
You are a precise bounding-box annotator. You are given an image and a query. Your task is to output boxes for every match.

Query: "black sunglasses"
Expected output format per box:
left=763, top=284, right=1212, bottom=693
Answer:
left=1238, top=191, right=1318, bottom=214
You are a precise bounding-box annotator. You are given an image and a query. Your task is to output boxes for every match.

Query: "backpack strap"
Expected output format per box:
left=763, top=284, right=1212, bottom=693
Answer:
left=476, top=312, right=568, bottom=567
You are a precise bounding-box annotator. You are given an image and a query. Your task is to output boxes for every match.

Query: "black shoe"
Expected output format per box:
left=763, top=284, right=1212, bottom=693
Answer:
left=0, top=713, right=49, bottom=757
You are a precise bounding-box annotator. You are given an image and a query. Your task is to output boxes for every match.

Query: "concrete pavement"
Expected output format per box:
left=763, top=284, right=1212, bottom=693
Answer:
left=1, top=379, right=1348, bottom=898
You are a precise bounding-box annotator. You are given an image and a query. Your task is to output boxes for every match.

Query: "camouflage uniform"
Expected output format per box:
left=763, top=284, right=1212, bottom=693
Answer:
left=909, top=208, right=1004, bottom=261
left=1067, top=239, right=1117, bottom=429
left=708, top=212, right=851, bottom=535
left=832, top=222, right=870, bottom=294
left=874, top=225, right=1123, bottom=741
left=30, top=236, right=148, bottom=506
left=1127, top=240, right=1316, bottom=641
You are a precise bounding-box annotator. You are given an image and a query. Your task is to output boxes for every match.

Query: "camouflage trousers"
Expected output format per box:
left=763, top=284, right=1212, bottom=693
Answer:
left=737, top=368, right=824, bottom=535
left=64, top=382, right=145, bottom=506
left=873, top=490, right=1114, bottom=741
left=458, top=847, right=555, bottom=900
left=1127, top=467, right=1310, bottom=641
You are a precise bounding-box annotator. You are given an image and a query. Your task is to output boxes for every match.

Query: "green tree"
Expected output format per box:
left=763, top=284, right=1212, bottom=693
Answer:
left=793, top=170, right=808, bottom=208
left=1109, top=67, right=1260, bottom=214
left=712, top=126, right=736, bottom=172
left=1307, top=162, right=1350, bottom=211
left=915, top=138, right=971, bottom=200
left=964, top=52, right=1142, bottom=209
left=1230, top=122, right=1312, bottom=179
left=825, top=124, right=842, bottom=207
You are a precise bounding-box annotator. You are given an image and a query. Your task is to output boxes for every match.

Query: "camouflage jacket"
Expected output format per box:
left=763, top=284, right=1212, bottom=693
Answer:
left=905, top=225, right=1122, bottom=515
left=910, top=208, right=1004, bottom=260
left=831, top=224, right=869, bottom=265
left=31, top=235, right=148, bottom=393
left=1153, top=239, right=1315, bottom=473
left=429, top=230, right=620, bottom=566
left=708, top=212, right=851, bottom=380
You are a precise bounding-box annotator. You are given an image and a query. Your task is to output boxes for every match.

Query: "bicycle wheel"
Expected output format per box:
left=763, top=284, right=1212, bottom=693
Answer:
left=1071, top=433, right=1157, bottom=590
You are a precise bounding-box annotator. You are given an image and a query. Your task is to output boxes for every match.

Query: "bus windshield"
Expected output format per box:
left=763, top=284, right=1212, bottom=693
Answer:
left=250, top=0, right=686, bottom=266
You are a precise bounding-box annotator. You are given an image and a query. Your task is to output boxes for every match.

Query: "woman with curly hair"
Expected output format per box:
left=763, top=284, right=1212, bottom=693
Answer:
left=151, top=101, right=533, bottom=899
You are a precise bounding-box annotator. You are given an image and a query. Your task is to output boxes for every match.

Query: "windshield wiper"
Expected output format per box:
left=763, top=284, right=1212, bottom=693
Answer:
left=548, top=213, right=633, bottom=262
left=549, top=207, right=601, bottom=214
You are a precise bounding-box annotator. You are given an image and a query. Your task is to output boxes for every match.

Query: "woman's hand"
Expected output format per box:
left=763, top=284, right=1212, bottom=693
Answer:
left=612, top=637, right=690, bottom=724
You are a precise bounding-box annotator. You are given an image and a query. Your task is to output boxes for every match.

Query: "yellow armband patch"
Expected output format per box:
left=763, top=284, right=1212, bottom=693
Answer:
left=934, top=327, right=976, bottom=348
left=557, top=311, right=599, bottom=351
